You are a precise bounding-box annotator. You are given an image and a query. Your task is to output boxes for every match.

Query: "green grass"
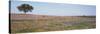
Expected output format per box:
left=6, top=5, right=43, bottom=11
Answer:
left=64, top=22, right=96, bottom=30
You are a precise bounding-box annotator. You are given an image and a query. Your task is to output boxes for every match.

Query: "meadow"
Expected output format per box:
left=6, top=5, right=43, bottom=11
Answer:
left=11, top=14, right=96, bottom=33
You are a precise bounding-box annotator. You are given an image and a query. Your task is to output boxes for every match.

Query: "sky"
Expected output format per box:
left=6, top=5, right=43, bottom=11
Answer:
left=10, top=0, right=96, bottom=5
left=11, top=1, right=96, bottom=16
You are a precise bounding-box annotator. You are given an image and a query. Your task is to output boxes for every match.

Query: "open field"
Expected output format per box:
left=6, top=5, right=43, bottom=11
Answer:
left=10, top=14, right=96, bottom=33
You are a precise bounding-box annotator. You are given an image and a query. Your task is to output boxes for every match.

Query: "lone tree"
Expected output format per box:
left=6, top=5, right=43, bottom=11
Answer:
left=17, top=4, right=34, bottom=14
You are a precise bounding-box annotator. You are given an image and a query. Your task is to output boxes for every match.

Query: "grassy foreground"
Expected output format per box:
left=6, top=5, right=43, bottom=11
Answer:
left=11, top=16, right=96, bottom=33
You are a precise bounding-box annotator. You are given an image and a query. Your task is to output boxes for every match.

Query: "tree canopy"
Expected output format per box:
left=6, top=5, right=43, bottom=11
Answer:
left=17, top=4, right=34, bottom=14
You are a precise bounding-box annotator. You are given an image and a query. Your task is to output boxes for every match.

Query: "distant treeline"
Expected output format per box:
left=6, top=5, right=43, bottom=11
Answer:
left=77, top=16, right=96, bottom=18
